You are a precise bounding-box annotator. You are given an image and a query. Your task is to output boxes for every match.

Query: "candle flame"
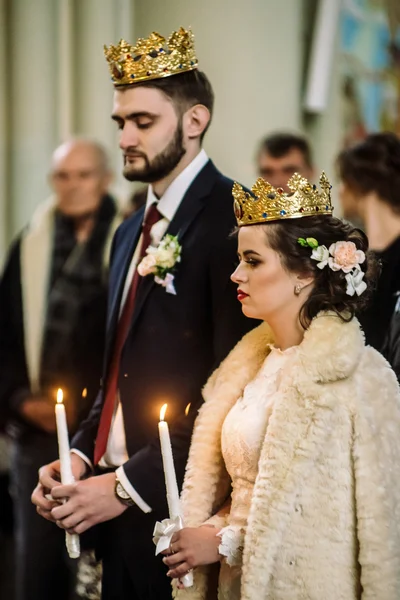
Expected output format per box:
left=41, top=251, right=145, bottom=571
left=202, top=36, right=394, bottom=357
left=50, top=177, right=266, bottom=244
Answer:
left=56, top=389, right=63, bottom=404
left=82, top=388, right=87, bottom=398
left=160, top=403, right=168, bottom=421
left=185, top=403, right=191, bottom=416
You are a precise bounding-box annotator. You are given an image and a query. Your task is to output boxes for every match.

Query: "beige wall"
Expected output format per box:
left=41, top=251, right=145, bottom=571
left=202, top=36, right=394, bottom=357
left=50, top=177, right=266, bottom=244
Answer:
left=9, top=0, right=58, bottom=237
left=135, top=0, right=304, bottom=184
left=307, top=51, right=344, bottom=212
left=3, top=0, right=135, bottom=249
left=1, top=0, right=344, bottom=257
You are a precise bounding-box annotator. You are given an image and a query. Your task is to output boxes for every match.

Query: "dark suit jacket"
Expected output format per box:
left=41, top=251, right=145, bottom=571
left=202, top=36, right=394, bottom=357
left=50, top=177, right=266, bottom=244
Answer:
left=0, top=200, right=115, bottom=436
left=72, top=161, right=256, bottom=515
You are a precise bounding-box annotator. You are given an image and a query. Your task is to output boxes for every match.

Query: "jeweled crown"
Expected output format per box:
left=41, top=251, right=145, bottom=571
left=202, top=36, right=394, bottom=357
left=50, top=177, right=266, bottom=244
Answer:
left=233, top=172, right=333, bottom=226
left=104, top=27, right=198, bottom=86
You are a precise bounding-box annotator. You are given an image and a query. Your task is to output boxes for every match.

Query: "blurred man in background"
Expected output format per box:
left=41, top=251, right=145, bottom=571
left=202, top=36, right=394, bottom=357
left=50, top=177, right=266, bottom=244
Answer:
left=257, top=132, right=314, bottom=191
left=0, top=138, right=120, bottom=600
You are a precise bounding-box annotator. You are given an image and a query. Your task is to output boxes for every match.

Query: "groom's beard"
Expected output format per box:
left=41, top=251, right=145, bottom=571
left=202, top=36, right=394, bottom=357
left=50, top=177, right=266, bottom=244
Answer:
left=123, top=120, right=186, bottom=184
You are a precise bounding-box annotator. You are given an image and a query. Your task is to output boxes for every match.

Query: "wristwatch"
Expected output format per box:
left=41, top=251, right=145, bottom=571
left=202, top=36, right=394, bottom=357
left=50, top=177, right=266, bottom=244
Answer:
left=114, top=475, right=135, bottom=507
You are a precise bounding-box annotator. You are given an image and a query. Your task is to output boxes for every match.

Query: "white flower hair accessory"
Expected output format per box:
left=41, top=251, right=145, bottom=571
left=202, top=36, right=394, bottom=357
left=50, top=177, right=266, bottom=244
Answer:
left=297, top=237, right=367, bottom=297
left=137, top=234, right=182, bottom=295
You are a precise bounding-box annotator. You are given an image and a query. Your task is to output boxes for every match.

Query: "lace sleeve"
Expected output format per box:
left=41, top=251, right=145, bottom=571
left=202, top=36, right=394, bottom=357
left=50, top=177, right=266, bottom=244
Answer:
left=217, top=525, right=245, bottom=566
left=202, top=499, right=245, bottom=566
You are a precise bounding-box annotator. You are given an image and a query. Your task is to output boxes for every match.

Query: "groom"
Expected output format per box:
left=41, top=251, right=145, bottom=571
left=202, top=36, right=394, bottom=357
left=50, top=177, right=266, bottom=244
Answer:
left=32, top=27, right=253, bottom=599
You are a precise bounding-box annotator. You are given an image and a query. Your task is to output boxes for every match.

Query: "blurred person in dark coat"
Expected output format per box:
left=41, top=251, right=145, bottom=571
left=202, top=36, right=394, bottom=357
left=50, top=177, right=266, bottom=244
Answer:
left=0, top=434, right=14, bottom=600
left=0, top=137, right=120, bottom=600
left=337, top=132, right=400, bottom=351
left=383, top=295, right=400, bottom=381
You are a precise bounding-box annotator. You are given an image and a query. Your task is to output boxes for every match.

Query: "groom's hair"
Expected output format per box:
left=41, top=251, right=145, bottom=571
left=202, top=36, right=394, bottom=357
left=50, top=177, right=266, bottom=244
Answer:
left=135, top=70, right=215, bottom=141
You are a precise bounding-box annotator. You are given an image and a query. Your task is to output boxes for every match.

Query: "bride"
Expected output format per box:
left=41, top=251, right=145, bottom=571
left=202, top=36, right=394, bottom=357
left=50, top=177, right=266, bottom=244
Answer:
left=162, top=173, right=400, bottom=599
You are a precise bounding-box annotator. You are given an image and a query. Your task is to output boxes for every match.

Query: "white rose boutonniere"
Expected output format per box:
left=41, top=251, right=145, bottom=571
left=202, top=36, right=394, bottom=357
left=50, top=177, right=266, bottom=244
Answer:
left=137, top=234, right=182, bottom=295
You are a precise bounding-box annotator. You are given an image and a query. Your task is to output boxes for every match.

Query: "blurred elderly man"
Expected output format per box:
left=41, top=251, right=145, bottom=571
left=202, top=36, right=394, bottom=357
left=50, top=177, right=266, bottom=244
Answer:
left=257, top=132, right=315, bottom=192
left=0, top=138, right=120, bottom=600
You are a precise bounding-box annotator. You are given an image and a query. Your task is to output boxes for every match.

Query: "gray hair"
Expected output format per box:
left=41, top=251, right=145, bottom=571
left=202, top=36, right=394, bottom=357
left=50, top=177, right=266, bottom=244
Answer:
left=51, top=136, right=112, bottom=173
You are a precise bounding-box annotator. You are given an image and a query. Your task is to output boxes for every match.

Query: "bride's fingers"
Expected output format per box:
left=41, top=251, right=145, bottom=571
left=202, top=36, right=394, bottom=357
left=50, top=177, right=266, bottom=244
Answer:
left=161, top=539, right=181, bottom=556
left=170, top=532, right=180, bottom=544
left=163, top=550, right=185, bottom=567
left=167, top=561, right=191, bottom=579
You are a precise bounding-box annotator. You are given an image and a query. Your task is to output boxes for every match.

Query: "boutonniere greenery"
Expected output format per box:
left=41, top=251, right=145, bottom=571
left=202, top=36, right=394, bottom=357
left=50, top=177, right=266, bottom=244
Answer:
left=137, top=234, right=182, bottom=295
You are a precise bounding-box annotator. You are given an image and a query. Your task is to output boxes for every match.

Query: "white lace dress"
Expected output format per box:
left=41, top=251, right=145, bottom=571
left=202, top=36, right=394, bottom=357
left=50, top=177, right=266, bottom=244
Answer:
left=217, top=345, right=297, bottom=600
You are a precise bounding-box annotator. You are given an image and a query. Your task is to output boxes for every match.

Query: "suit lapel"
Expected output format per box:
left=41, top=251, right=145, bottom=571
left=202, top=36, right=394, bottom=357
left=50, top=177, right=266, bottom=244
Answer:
left=127, top=161, right=220, bottom=332
left=106, top=208, right=144, bottom=345
left=165, top=160, right=219, bottom=239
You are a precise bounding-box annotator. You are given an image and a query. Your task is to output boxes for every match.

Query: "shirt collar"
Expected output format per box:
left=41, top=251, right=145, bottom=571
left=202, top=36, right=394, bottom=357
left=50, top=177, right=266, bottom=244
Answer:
left=145, top=149, right=209, bottom=222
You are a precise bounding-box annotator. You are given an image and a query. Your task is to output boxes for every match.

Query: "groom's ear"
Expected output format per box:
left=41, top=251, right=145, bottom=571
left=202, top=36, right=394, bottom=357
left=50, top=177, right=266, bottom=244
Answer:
left=183, top=105, right=210, bottom=140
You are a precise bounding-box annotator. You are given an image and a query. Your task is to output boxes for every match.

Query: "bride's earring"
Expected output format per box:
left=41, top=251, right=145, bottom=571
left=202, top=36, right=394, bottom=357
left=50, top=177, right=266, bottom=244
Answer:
left=294, top=284, right=302, bottom=296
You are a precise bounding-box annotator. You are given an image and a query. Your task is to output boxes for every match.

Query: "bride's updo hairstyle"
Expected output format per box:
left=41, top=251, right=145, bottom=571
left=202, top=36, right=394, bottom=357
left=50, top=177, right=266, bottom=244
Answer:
left=232, top=172, right=379, bottom=329
left=263, top=216, right=379, bottom=329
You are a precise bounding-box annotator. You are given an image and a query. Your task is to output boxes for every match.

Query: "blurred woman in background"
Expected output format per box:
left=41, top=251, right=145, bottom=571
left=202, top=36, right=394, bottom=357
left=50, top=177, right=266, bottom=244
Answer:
left=337, top=132, right=400, bottom=351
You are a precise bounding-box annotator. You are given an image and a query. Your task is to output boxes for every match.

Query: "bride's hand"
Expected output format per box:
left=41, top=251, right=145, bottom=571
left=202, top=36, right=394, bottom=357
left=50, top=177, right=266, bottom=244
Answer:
left=162, top=525, right=221, bottom=579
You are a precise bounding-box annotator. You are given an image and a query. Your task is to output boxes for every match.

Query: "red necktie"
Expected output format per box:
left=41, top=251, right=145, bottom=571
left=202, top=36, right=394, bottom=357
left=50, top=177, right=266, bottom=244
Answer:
left=94, top=204, right=162, bottom=465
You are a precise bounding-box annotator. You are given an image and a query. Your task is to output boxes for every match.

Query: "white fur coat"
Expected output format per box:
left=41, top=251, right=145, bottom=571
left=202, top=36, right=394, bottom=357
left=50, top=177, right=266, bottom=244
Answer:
left=176, top=313, right=400, bottom=600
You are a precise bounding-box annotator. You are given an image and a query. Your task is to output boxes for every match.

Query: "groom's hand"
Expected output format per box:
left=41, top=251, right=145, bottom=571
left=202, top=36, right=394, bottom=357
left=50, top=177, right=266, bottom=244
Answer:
left=50, top=472, right=127, bottom=534
left=32, top=454, right=88, bottom=522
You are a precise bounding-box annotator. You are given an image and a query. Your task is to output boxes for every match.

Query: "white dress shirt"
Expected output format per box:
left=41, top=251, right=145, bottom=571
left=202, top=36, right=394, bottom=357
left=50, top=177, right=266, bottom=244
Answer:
left=74, top=150, right=209, bottom=512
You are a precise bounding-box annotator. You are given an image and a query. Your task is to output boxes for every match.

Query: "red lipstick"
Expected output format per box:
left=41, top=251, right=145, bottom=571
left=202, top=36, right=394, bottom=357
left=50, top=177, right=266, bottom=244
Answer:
left=237, top=289, right=249, bottom=302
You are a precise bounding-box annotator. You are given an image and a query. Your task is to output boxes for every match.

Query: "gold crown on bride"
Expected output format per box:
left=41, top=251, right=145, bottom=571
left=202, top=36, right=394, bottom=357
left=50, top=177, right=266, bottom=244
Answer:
left=104, top=27, right=198, bottom=86
left=232, top=172, right=333, bottom=227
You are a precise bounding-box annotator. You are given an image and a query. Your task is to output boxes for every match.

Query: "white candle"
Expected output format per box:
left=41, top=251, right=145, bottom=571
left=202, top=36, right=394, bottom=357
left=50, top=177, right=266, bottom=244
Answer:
left=55, top=389, right=74, bottom=484
left=158, top=404, right=181, bottom=519
left=157, top=404, right=193, bottom=588
left=55, top=389, right=80, bottom=559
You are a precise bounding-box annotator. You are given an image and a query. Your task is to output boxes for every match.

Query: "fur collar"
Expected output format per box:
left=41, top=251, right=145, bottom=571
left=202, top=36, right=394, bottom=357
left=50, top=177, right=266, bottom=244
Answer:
left=204, top=312, right=364, bottom=399
left=177, top=313, right=365, bottom=600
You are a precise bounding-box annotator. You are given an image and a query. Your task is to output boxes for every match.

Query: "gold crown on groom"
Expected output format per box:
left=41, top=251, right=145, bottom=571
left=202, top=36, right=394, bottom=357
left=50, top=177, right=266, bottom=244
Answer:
left=104, top=27, right=198, bottom=86
left=232, top=172, right=333, bottom=227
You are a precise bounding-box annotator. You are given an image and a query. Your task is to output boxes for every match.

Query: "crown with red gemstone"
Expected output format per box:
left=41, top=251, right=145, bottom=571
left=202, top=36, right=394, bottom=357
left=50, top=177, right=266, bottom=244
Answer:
left=232, top=172, right=333, bottom=226
left=232, top=172, right=333, bottom=227
left=104, top=27, right=198, bottom=86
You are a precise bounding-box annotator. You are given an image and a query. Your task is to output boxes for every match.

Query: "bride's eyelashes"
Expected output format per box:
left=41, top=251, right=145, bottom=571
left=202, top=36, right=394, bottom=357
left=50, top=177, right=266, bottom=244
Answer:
left=236, top=253, right=262, bottom=268
left=245, top=258, right=261, bottom=268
